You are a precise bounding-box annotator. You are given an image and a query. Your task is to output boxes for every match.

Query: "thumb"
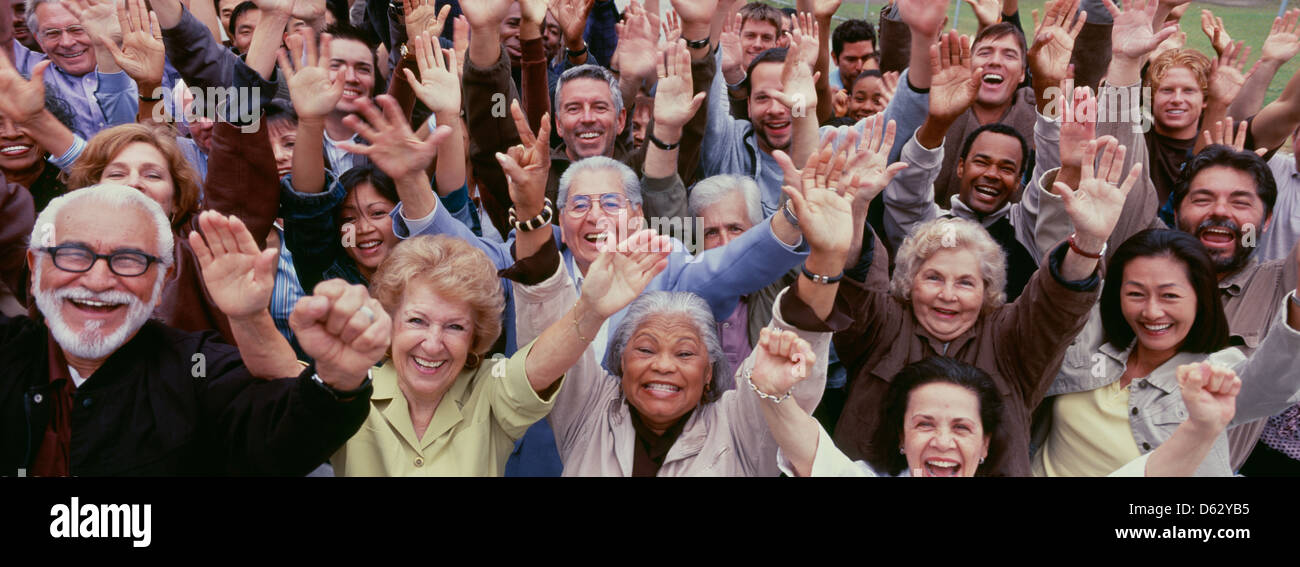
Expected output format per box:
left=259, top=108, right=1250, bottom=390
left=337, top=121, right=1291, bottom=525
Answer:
left=31, top=60, right=52, bottom=83
left=289, top=295, right=330, bottom=330
left=256, top=248, right=280, bottom=280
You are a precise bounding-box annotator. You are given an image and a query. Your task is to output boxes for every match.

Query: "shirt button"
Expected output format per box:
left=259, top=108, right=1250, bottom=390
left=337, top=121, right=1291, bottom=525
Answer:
left=82, top=398, right=92, bottom=408
left=722, top=322, right=731, bottom=328
left=1131, top=407, right=1138, bottom=415
left=414, top=458, right=424, bottom=467
left=32, top=394, right=43, bottom=404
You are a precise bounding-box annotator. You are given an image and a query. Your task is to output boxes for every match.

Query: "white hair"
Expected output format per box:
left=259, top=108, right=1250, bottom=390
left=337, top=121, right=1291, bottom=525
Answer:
left=557, top=156, right=643, bottom=210
left=688, top=174, right=764, bottom=226
left=29, top=183, right=175, bottom=266
left=25, top=0, right=60, bottom=37
left=605, top=291, right=730, bottom=400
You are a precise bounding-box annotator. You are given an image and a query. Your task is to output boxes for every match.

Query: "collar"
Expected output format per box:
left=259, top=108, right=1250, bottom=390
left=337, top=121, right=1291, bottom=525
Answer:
left=1218, top=257, right=1261, bottom=297
left=949, top=195, right=1012, bottom=227
left=372, top=359, right=477, bottom=451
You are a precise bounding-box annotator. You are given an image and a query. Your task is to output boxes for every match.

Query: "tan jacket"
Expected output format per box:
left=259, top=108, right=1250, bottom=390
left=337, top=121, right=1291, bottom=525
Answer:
left=513, top=264, right=830, bottom=476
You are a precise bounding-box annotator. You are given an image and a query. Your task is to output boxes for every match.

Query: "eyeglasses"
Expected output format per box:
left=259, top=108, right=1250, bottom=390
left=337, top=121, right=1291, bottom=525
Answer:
left=40, top=25, right=87, bottom=42
left=565, top=193, right=629, bottom=217
left=43, top=245, right=163, bottom=277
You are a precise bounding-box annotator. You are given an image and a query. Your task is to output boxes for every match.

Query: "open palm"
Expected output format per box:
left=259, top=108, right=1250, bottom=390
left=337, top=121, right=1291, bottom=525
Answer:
left=277, top=29, right=344, bottom=119
left=1029, top=0, right=1086, bottom=85
left=579, top=229, right=672, bottom=318
left=403, top=33, right=461, bottom=115
left=1105, top=0, right=1174, bottom=59
left=190, top=211, right=279, bottom=320
left=929, top=32, right=980, bottom=123
left=105, top=0, right=164, bottom=87
left=1056, top=137, right=1139, bottom=242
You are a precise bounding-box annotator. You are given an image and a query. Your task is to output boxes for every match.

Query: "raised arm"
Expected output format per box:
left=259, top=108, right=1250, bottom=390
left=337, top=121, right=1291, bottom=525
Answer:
left=403, top=33, right=466, bottom=197
left=62, top=0, right=123, bottom=74
left=642, top=39, right=705, bottom=197
left=1027, top=0, right=1085, bottom=115
left=1193, top=41, right=1257, bottom=155
left=771, top=21, right=821, bottom=170
left=750, top=328, right=824, bottom=477
left=279, top=28, right=343, bottom=195
left=1229, top=10, right=1299, bottom=121
left=0, top=57, right=75, bottom=167
left=337, top=96, right=454, bottom=220
left=1102, top=0, right=1176, bottom=87
left=799, top=0, right=842, bottom=123
left=1247, top=13, right=1300, bottom=152
left=101, top=0, right=162, bottom=123
left=1138, top=362, right=1241, bottom=476
left=1055, top=136, right=1141, bottom=280
left=496, top=100, right=555, bottom=262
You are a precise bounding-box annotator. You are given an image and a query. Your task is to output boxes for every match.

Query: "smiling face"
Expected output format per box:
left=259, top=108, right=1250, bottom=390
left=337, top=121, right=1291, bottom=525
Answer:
left=559, top=167, right=642, bottom=274
left=971, top=34, right=1024, bottom=109
left=33, top=3, right=96, bottom=76
left=267, top=119, right=296, bottom=178
left=30, top=200, right=164, bottom=364
left=740, top=19, right=779, bottom=68
left=956, top=131, right=1023, bottom=216
left=847, top=74, right=887, bottom=121
left=1118, top=254, right=1197, bottom=362
left=699, top=190, right=754, bottom=250
left=338, top=181, right=398, bottom=278
left=910, top=247, right=986, bottom=342
left=218, top=0, right=241, bottom=31
left=390, top=282, right=474, bottom=403
left=328, top=37, right=377, bottom=114
left=1174, top=166, right=1269, bottom=275
left=98, top=142, right=177, bottom=216
left=0, top=115, right=44, bottom=175
left=900, top=383, right=990, bottom=477
left=542, top=12, right=563, bottom=61
left=620, top=313, right=713, bottom=434
left=231, top=7, right=260, bottom=54
left=1152, top=67, right=1205, bottom=139
left=555, top=77, right=625, bottom=160
left=748, top=61, right=794, bottom=154
left=11, top=0, right=37, bottom=51
left=500, top=2, right=522, bottom=61
left=835, top=40, right=877, bottom=88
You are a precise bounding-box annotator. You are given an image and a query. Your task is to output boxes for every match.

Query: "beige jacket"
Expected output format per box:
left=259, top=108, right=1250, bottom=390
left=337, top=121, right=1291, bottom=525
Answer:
left=514, top=264, right=830, bottom=476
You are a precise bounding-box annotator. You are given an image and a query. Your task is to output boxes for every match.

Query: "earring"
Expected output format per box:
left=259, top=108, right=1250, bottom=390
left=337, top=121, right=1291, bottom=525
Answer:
left=899, top=447, right=906, bottom=455
left=979, top=457, right=985, bottom=465
left=466, top=352, right=481, bottom=368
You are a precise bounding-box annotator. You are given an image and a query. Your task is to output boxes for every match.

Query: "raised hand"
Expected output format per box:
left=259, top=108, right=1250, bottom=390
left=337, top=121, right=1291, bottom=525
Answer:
left=1152, top=30, right=1186, bottom=61
left=1059, top=80, right=1098, bottom=170
left=339, top=95, right=453, bottom=181
left=0, top=53, right=49, bottom=125
left=773, top=134, right=855, bottom=259
left=61, top=0, right=121, bottom=45
left=189, top=211, right=279, bottom=321
left=899, top=0, right=949, bottom=39
left=928, top=31, right=981, bottom=124
left=276, top=28, right=344, bottom=120
left=770, top=31, right=820, bottom=116
left=1199, top=9, right=1231, bottom=56
left=1176, top=362, right=1241, bottom=434
left=880, top=70, right=900, bottom=106
left=452, top=15, right=469, bottom=78
left=1200, top=117, right=1268, bottom=156
left=1104, top=0, right=1177, bottom=61
left=653, top=39, right=706, bottom=132
left=402, top=32, right=461, bottom=115
left=1028, top=0, right=1086, bottom=87
left=1207, top=40, right=1258, bottom=106
left=459, top=0, right=513, bottom=30
left=963, top=0, right=1001, bottom=30
left=1055, top=136, right=1141, bottom=244
left=290, top=0, right=327, bottom=24
left=495, top=99, right=552, bottom=216
left=748, top=327, right=817, bottom=399
left=812, top=0, right=843, bottom=19
left=669, top=0, right=720, bottom=26
left=614, top=0, right=659, bottom=81
left=1263, top=9, right=1300, bottom=64
left=549, top=0, right=595, bottom=46
left=404, top=0, right=451, bottom=40
left=661, top=9, right=682, bottom=44
left=842, top=116, right=909, bottom=205
left=103, top=0, right=164, bottom=89
left=720, top=12, right=744, bottom=79
left=832, top=89, right=849, bottom=117
left=579, top=228, right=673, bottom=318
left=290, top=279, right=392, bottom=391
left=790, top=11, right=820, bottom=70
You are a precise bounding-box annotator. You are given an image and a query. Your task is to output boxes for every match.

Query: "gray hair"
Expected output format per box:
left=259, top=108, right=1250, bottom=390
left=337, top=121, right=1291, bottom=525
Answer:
left=688, top=174, right=764, bottom=226
left=557, top=156, right=643, bottom=210
left=605, top=291, right=728, bottom=404
left=554, top=64, right=624, bottom=118
left=25, top=0, right=59, bottom=37
left=29, top=184, right=176, bottom=267
left=890, top=217, right=1006, bottom=312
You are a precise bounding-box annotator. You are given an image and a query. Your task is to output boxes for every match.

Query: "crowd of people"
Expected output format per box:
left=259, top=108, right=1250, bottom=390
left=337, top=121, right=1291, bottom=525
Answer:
left=1, top=0, right=1298, bottom=477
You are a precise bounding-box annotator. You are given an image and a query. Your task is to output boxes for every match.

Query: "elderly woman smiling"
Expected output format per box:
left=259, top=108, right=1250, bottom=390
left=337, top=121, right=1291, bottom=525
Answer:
left=511, top=149, right=854, bottom=476
left=825, top=140, right=1141, bottom=476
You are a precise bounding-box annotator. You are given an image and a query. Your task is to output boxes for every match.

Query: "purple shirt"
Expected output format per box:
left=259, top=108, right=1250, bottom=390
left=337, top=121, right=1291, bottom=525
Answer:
left=11, top=40, right=138, bottom=139
left=719, top=297, right=753, bottom=391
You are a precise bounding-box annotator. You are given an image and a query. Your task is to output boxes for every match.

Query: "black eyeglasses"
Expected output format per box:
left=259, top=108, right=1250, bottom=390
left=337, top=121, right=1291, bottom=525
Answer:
left=42, top=245, right=163, bottom=277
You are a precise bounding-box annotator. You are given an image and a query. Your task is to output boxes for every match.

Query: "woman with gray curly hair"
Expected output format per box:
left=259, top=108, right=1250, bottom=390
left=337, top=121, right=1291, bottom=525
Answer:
left=824, top=139, right=1142, bottom=476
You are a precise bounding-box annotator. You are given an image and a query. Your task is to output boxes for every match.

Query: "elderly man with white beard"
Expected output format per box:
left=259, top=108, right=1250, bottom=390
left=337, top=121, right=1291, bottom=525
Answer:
left=0, top=184, right=387, bottom=476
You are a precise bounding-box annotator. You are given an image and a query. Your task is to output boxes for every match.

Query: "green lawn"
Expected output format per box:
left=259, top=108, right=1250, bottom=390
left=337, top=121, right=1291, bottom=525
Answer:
left=770, top=0, right=1299, bottom=104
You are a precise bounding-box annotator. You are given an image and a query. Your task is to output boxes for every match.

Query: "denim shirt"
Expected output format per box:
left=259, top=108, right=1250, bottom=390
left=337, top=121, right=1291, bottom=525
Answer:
left=1046, top=293, right=1300, bottom=476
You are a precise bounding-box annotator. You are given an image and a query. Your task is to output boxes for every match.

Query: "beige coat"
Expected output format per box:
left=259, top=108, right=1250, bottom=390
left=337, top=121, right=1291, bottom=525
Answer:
left=514, top=264, right=830, bottom=476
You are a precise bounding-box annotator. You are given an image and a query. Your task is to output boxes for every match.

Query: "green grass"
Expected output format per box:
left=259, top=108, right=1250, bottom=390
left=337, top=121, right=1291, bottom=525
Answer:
left=770, top=0, right=1298, bottom=104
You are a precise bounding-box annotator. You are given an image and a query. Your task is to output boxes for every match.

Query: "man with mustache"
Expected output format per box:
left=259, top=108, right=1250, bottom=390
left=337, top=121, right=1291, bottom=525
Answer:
left=9, top=0, right=39, bottom=53
left=0, top=184, right=386, bottom=476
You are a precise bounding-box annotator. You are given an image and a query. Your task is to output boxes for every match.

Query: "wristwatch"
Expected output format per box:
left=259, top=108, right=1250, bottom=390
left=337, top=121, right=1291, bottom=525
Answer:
left=684, top=36, right=709, bottom=50
left=311, top=369, right=374, bottom=401
left=565, top=43, right=589, bottom=59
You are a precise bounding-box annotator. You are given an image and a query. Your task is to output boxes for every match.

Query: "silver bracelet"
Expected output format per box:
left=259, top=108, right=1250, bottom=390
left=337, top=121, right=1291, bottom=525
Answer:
left=745, top=368, right=792, bottom=404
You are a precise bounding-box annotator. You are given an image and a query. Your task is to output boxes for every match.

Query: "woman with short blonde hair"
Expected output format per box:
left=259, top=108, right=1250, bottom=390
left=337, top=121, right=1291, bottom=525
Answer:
left=890, top=217, right=1008, bottom=313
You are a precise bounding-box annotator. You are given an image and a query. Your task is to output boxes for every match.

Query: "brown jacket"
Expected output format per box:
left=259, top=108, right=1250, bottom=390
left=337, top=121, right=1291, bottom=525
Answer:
left=933, top=86, right=1039, bottom=206
left=828, top=243, right=1101, bottom=476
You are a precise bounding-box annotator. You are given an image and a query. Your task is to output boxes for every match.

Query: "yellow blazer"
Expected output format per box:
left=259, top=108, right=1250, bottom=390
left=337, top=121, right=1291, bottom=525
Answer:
left=330, top=340, right=562, bottom=476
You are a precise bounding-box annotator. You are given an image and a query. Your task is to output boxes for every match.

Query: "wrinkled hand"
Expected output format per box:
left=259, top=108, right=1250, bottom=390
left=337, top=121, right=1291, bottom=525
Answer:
left=103, top=0, right=164, bottom=87
left=653, top=39, right=706, bottom=131
left=277, top=28, right=344, bottom=119
left=403, top=33, right=461, bottom=115
left=1199, top=9, right=1231, bottom=56
left=773, top=133, right=855, bottom=258
left=899, top=0, right=949, bottom=39
left=1264, top=9, right=1300, bottom=64
left=1104, top=0, right=1176, bottom=61
left=1055, top=136, right=1141, bottom=243
left=1176, top=362, right=1241, bottom=433
left=842, top=116, right=909, bottom=206
left=61, top=0, right=122, bottom=44
left=1028, top=0, right=1086, bottom=86
left=190, top=211, right=279, bottom=321
left=579, top=229, right=672, bottom=318
left=339, top=95, right=454, bottom=181
left=748, top=328, right=817, bottom=400
left=404, top=0, right=451, bottom=39
left=928, top=31, right=981, bottom=124
left=291, top=280, right=392, bottom=391
left=550, top=0, right=594, bottom=44
left=1059, top=80, right=1098, bottom=169
left=963, top=0, right=1001, bottom=29
left=0, top=53, right=49, bottom=124
left=1201, top=117, right=1268, bottom=156
left=1207, top=40, right=1257, bottom=105
left=459, top=0, right=513, bottom=29
left=495, top=100, right=551, bottom=216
